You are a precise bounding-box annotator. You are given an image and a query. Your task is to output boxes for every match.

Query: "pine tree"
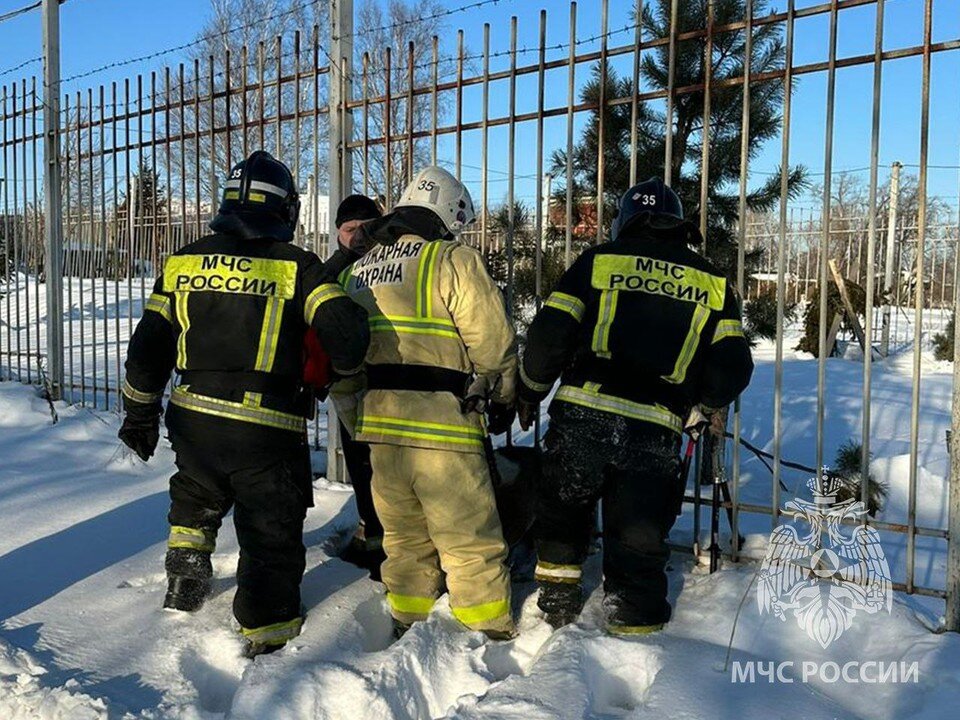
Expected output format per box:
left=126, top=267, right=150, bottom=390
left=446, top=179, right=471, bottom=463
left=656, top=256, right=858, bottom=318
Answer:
left=551, top=0, right=808, bottom=279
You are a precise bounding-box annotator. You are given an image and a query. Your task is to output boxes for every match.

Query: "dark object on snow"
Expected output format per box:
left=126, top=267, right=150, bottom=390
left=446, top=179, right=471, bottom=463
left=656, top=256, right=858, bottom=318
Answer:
left=336, top=420, right=385, bottom=582
left=539, top=583, right=583, bottom=630
left=163, top=547, right=212, bottom=611
left=339, top=535, right=386, bottom=583
left=486, top=443, right=540, bottom=548
left=242, top=640, right=286, bottom=659
left=163, top=576, right=210, bottom=612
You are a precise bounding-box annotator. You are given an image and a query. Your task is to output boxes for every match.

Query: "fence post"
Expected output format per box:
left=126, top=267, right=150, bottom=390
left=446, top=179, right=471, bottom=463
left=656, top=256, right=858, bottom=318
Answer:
left=880, top=161, right=901, bottom=357
left=947, top=254, right=960, bottom=631
left=42, top=0, right=64, bottom=400
left=326, top=0, right=354, bottom=484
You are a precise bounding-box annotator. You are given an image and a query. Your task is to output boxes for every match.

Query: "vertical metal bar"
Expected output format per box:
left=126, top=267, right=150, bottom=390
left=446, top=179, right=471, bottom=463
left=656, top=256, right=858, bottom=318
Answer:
left=22, top=80, right=30, bottom=384
left=907, top=0, right=933, bottom=595
left=209, top=54, right=217, bottom=220
left=406, top=41, right=415, bottom=185
left=225, top=49, right=233, bottom=169
left=773, top=0, right=793, bottom=530
left=663, top=0, right=679, bottom=185
left=242, top=45, right=250, bottom=158
left=565, top=2, right=576, bottom=269
left=312, top=27, right=320, bottom=253
left=294, top=31, right=301, bottom=245
left=137, top=74, right=146, bottom=322
left=596, top=0, right=608, bottom=246
left=164, top=68, right=172, bottom=257
left=733, top=0, right=754, bottom=550
left=385, top=46, right=392, bottom=208
left=535, top=8, right=546, bottom=308
left=862, top=0, right=885, bottom=512
left=698, top=0, right=713, bottom=255
left=815, top=0, right=839, bottom=473
left=881, top=162, right=901, bottom=356
left=78, top=88, right=86, bottom=402
left=98, top=84, right=107, bottom=407
left=42, top=0, right=64, bottom=399
left=480, top=23, right=490, bottom=256
left=66, top=93, right=76, bottom=395
left=194, top=59, right=202, bottom=237
left=112, top=80, right=120, bottom=410
left=431, top=36, right=439, bottom=166
left=150, top=72, right=158, bottom=283
left=2, top=86, right=11, bottom=381
left=506, top=16, right=517, bottom=319
left=179, top=64, right=187, bottom=247
left=257, top=42, right=265, bottom=151
left=275, top=36, right=282, bottom=159
left=948, top=209, right=960, bottom=632
left=362, top=52, right=370, bottom=197
left=629, top=0, right=643, bottom=187
left=455, top=30, right=464, bottom=179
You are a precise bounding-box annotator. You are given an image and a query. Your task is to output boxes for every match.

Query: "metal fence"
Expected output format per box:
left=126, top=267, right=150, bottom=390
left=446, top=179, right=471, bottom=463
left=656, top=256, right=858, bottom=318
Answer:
left=1, top=0, right=960, bottom=624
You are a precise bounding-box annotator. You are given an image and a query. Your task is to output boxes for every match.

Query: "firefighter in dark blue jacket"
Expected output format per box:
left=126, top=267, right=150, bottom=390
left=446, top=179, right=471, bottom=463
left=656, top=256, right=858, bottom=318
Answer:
left=518, top=178, right=753, bottom=634
left=118, top=151, right=369, bottom=657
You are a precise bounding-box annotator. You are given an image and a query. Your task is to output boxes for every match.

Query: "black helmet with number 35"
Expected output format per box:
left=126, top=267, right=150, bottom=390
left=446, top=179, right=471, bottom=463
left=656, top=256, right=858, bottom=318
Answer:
left=611, top=177, right=703, bottom=245
left=210, top=150, right=301, bottom=242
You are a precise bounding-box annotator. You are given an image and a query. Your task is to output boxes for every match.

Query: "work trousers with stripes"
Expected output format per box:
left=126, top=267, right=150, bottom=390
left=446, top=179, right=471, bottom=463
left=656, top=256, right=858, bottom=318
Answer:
left=165, top=402, right=312, bottom=637
left=536, top=402, right=682, bottom=627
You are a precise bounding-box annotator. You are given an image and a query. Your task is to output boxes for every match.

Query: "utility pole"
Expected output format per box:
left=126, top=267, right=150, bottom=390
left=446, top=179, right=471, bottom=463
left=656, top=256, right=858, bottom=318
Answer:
left=880, top=161, right=901, bottom=357
left=42, top=0, right=65, bottom=400
left=326, top=0, right=354, bottom=484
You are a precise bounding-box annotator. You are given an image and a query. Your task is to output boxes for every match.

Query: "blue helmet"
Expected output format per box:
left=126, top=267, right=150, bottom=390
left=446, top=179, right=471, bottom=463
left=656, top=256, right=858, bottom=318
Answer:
left=611, top=177, right=702, bottom=244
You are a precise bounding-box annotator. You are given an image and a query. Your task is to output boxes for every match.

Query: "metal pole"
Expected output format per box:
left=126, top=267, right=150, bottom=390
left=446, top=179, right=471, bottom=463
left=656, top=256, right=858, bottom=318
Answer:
left=42, top=0, right=64, bottom=400
left=327, top=0, right=354, bottom=485
left=947, top=245, right=960, bottom=631
left=881, top=161, right=902, bottom=357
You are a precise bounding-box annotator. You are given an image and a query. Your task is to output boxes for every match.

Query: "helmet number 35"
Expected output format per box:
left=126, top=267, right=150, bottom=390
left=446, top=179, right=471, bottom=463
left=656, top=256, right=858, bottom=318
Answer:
left=639, top=193, right=657, bottom=206
left=417, top=178, right=442, bottom=204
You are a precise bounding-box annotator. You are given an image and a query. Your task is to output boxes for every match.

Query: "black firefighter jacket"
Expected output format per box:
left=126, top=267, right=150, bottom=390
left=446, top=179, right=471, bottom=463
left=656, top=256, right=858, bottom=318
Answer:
left=122, top=232, right=369, bottom=434
left=519, top=231, right=754, bottom=436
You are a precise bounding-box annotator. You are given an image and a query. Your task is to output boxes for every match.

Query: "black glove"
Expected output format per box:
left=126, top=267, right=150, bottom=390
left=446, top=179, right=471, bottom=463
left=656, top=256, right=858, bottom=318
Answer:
left=517, top=398, right=538, bottom=432
left=486, top=401, right=516, bottom=436
left=119, top=407, right=161, bottom=462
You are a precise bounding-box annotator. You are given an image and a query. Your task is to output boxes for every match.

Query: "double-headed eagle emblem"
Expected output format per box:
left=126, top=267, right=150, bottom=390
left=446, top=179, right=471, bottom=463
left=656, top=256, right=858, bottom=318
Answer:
left=757, top=470, right=892, bottom=648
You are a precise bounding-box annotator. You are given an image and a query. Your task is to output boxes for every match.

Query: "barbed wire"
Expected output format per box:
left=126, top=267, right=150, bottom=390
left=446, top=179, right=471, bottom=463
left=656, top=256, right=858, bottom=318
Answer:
left=0, top=56, right=42, bottom=79
left=340, top=0, right=510, bottom=40
left=0, top=1, right=41, bottom=25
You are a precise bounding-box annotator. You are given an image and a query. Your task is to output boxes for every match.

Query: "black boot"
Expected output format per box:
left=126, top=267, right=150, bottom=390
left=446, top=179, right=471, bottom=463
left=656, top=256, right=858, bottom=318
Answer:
left=163, top=547, right=212, bottom=612
left=392, top=618, right=412, bottom=640
left=538, top=583, right=583, bottom=630
left=340, top=536, right=386, bottom=582
left=242, top=640, right=286, bottom=659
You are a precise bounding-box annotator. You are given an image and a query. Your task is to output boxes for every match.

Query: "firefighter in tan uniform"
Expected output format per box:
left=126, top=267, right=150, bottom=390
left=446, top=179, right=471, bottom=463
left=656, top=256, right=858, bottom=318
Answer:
left=339, top=166, right=518, bottom=639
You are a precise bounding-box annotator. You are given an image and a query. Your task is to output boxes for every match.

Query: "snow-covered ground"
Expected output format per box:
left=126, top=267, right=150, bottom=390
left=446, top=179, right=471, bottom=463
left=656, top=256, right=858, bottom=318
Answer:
left=1, top=274, right=959, bottom=718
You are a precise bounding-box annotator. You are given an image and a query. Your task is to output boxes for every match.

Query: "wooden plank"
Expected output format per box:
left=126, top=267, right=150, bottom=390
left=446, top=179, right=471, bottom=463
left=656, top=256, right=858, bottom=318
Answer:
left=826, top=312, right=844, bottom=357
left=829, top=259, right=868, bottom=353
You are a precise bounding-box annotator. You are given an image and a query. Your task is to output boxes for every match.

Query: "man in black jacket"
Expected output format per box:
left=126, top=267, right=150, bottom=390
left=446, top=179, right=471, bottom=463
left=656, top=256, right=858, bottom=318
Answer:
left=119, top=151, right=369, bottom=657
left=518, top=178, right=753, bottom=635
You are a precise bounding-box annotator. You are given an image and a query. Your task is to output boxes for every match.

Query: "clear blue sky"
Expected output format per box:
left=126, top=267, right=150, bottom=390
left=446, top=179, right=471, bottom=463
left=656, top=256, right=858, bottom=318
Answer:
left=1, top=0, right=958, bottom=211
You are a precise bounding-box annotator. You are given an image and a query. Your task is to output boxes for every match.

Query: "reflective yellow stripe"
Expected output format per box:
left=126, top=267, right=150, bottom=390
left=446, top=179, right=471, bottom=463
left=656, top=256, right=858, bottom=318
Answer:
left=122, top=378, right=163, bottom=404
left=416, top=241, right=442, bottom=318
left=607, top=623, right=664, bottom=636
left=554, top=384, right=683, bottom=434
left=543, top=291, right=585, bottom=323
left=304, top=283, right=348, bottom=325
left=519, top=363, right=552, bottom=394
left=368, top=314, right=460, bottom=339
left=451, top=598, right=511, bottom=626
left=254, top=297, right=284, bottom=372
left=387, top=593, right=436, bottom=616
left=170, top=387, right=305, bottom=433
left=168, top=525, right=215, bottom=552
left=535, top=562, right=582, bottom=584
left=591, top=255, right=725, bottom=310
left=663, top=304, right=710, bottom=384
left=145, top=293, right=172, bottom=323
left=240, top=617, right=303, bottom=644
left=712, top=319, right=744, bottom=344
left=163, top=255, right=297, bottom=299
left=175, top=292, right=190, bottom=369
left=591, top=289, right=619, bottom=359
left=357, top=414, right=485, bottom=447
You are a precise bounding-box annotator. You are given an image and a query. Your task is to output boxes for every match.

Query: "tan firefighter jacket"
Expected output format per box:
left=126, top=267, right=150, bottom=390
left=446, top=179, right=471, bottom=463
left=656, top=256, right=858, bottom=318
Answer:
left=338, top=234, right=517, bottom=454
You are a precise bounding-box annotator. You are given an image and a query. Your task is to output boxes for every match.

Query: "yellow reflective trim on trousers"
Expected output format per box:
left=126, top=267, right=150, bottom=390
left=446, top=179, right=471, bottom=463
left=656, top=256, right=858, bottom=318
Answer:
left=145, top=293, right=172, bottom=322
left=712, top=319, right=744, bottom=344
left=519, top=362, right=552, bottom=393
left=554, top=385, right=683, bottom=434
left=543, top=291, right=585, bottom=322
left=662, top=304, right=710, bottom=384
left=240, top=617, right=303, bottom=644
left=416, top=241, right=442, bottom=318
left=168, top=525, right=215, bottom=552
left=304, top=282, right=348, bottom=325
left=535, top=561, right=582, bottom=584
left=170, top=387, right=305, bottom=433
left=359, top=415, right=484, bottom=437
left=175, top=292, right=190, bottom=369
left=607, top=623, right=664, bottom=636
left=451, top=598, right=510, bottom=626
left=591, top=289, right=619, bottom=359
left=387, top=593, right=436, bottom=616
left=163, top=255, right=297, bottom=299
left=590, top=255, right=725, bottom=310
left=255, top=297, right=284, bottom=372
left=122, top=378, right=163, bottom=404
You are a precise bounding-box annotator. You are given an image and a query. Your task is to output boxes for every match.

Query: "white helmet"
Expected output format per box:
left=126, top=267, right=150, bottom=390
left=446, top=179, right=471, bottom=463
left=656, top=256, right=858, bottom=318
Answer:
left=395, top=166, right=476, bottom=236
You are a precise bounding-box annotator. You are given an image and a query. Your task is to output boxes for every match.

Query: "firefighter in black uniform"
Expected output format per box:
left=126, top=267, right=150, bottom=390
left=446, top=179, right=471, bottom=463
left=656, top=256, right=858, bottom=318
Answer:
left=518, top=178, right=753, bottom=635
left=118, top=151, right=369, bottom=657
